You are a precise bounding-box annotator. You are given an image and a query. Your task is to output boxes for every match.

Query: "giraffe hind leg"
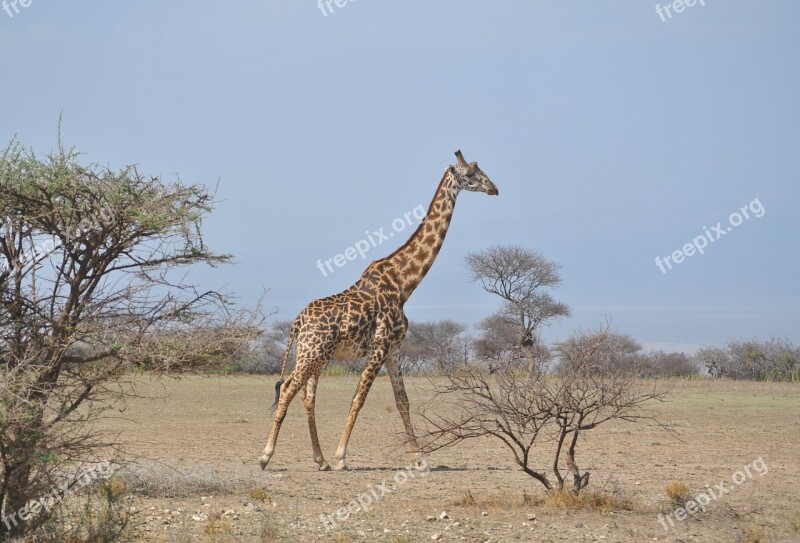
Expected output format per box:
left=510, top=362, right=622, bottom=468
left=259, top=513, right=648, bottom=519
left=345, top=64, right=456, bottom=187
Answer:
left=333, top=344, right=389, bottom=470
left=302, top=373, right=331, bottom=471
left=386, top=357, right=429, bottom=471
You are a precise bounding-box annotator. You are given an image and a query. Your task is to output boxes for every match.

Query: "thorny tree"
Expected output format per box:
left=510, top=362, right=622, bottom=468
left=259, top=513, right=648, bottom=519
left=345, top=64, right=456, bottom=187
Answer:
left=0, top=139, right=262, bottom=538
left=416, top=326, right=667, bottom=493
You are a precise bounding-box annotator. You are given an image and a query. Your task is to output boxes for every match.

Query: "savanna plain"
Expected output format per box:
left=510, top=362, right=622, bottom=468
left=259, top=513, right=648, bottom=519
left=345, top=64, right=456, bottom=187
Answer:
left=97, top=376, right=800, bottom=543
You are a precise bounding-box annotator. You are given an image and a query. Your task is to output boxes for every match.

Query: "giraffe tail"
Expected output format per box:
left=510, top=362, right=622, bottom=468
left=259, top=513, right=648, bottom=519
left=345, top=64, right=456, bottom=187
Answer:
left=272, top=322, right=298, bottom=410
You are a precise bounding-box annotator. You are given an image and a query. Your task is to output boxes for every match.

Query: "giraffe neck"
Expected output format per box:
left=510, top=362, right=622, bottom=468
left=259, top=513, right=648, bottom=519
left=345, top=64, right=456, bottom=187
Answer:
left=369, top=171, right=460, bottom=303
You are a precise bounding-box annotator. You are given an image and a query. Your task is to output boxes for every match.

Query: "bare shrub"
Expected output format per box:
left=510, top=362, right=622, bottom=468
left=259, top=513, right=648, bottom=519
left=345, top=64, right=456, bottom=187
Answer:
left=32, top=477, right=139, bottom=543
left=664, top=480, right=693, bottom=508
left=417, top=325, right=667, bottom=494
left=114, top=462, right=261, bottom=498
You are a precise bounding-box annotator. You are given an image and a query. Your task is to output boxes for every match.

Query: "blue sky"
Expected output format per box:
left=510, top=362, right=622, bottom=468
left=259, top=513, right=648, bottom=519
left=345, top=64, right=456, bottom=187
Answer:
left=1, top=1, right=797, bottom=352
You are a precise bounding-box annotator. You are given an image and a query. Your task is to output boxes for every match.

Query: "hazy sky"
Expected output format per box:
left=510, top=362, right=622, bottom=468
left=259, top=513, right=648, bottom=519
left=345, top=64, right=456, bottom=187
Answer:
left=1, top=1, right=797, bottom=352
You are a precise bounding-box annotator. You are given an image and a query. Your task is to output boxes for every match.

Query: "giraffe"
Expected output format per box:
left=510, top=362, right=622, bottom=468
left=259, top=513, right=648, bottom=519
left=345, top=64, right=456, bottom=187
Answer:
left=260, top=150, right=498, bottom=471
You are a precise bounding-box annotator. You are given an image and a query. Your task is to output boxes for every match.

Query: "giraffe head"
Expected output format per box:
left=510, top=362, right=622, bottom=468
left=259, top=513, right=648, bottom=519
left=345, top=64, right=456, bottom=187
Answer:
left=450, top=150, right=499, bottom=196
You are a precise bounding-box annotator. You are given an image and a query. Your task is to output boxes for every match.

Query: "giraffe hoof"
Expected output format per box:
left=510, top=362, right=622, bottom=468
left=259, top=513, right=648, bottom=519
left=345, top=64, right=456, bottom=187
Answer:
left=413, top=455, right=430, bottom=472
left=319, top=463, right=331, bottom=472
left=259, top=456, right=269, bottom=471
left=333, top=461, right=349, bottom=471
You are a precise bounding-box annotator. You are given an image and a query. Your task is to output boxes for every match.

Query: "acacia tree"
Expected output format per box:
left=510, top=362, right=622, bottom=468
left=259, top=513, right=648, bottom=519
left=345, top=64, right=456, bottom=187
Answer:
left=466, top=245, right=569, bottom=371
left=0, top=139, right=262, bottom=538
left=416, top=326, right=666, bottom=494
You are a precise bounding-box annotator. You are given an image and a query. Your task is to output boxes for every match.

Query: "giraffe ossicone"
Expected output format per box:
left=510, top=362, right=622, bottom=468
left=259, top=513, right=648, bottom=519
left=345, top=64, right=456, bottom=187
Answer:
left=260, top=150, right=498, bottom=472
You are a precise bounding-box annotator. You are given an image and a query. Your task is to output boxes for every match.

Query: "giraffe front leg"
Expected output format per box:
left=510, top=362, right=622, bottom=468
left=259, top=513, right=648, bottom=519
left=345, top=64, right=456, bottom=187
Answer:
left=332, top=352, right=387, bottom=470
left=260, top=375, right=302, bottom=470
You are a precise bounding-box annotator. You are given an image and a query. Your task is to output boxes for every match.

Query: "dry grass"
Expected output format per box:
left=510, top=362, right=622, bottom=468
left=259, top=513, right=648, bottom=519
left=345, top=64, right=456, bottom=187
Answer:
left=448, top=489, right=531, bottom=510
left=449, top=487, right=631, bottom=513
left=115, top=461, right=261, bottom=498
left=450, top=489, right=476, bottom=506
left=249, top=486, right=269, bottom=502
left=664, top=480, right=693, bottom=507
left=741, top=524, right=767, bottom=543
left=538, top=489, right=634, bottom=513
left=30, top=478, right=140, bottom=543
left=255, top=511, right=281, bottom=542
left=203, top=514, right=232, bottom=540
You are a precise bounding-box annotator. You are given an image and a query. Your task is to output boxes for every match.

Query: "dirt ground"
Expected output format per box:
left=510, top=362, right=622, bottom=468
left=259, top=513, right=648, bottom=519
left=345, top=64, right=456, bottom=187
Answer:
left=95, top=375, right=800, bottom=543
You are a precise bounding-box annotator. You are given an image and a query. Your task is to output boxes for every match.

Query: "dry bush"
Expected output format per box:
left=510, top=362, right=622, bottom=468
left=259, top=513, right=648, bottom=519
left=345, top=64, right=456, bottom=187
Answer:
left=740, top=524, right=767, bottom=543
left=249, top=486, right=269, bottom=502
left=664, top=480, right=693, bottom=507
left=203, top=514, right=232, bottom=540
left=114, top=462, right=261, bottom=498
left=31, top=478, right=140, bottom=543
left=255, top=510, right=281, bottom=542
left=417, top=324, right=668, bottom=494
left=539, top=489, right=633, bottom=513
